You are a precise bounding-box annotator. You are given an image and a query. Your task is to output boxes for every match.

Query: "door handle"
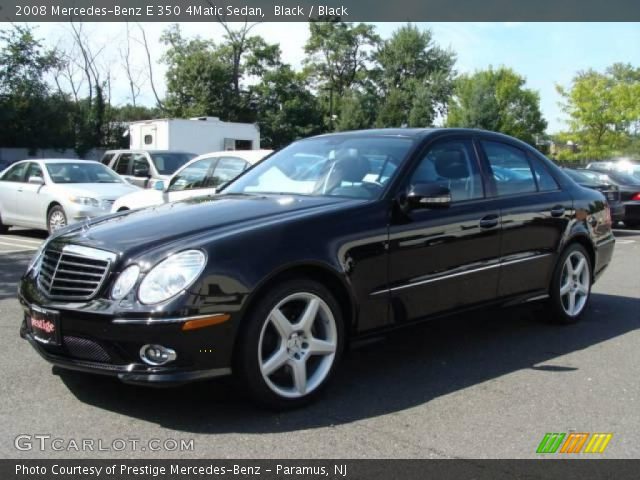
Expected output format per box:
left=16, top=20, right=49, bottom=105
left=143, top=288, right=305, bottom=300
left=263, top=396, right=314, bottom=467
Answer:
left=479, top=214, right=500, bottom=229
left=550, top=206, right=565, bottom=217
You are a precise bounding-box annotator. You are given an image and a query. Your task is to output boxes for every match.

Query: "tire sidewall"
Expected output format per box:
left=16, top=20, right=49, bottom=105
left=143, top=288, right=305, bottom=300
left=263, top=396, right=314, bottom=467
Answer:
left=236, top=278, right=345, bottom=409
left=549, top=243, right=592, bottom=324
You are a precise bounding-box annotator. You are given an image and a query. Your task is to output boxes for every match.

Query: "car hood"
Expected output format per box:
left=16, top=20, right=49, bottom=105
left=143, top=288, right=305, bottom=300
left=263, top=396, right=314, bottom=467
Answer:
left=56, top=183, right=139, bottom=200
left=112, top=189, right=166, bottom=210
left=56, top=194, right=363, bottom=257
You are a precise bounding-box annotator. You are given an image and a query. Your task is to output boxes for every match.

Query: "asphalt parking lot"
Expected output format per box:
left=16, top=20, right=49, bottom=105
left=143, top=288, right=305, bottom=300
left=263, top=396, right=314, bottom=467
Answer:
left=1, top=228, right=638, bottom=459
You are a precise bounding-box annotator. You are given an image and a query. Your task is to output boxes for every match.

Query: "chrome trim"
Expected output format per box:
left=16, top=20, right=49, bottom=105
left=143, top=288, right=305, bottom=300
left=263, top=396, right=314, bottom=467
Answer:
left=112, top=313, right=228, bottom=325
left=63, top=244, right=117, bottom=262
left=372, top=253, right=552, bottom=296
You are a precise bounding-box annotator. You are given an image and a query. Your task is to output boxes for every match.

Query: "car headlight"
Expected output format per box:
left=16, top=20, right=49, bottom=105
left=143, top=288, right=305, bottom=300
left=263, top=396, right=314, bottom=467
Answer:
left=138, top=250, right=206, bottom=304
left=69, top=196, right=100, bottom=207
left=111, top=265, right=141, bottom=300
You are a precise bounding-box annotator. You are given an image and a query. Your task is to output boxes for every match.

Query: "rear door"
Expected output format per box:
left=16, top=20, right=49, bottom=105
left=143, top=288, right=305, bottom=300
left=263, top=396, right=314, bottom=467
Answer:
left=478, top=139, right=571, bottom=298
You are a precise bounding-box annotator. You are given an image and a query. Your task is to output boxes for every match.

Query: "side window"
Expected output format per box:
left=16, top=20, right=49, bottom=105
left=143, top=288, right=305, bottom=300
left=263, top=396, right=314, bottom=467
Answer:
left=209, top=157, right=248, bottom=188
left=168, top=158, right=216, bottom=192
left=114, top=154, right=132, bottom=175
left=410, top=139, right=484, bottom=202
left=25, top=163, right=44, bottom=181
left=131, top=155, right=151, bottom=177
left=100, top=153, right=114, bottom=166
left=1, top=163, right=29, bottom=182
left=481, top=141, right=537, bottom=196
left=529, top=155, right=559, bottom=192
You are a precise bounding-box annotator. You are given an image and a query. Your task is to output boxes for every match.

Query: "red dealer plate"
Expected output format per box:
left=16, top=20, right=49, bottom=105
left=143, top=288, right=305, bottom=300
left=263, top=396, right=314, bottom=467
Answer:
left=28, top=306, right=61, bottom=346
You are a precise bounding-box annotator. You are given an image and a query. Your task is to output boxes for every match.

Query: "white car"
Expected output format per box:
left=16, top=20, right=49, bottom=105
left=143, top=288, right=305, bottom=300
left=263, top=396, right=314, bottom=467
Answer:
left=0, top=159, right=140, bottom=234
left=111, top=150, right=272, bottom=212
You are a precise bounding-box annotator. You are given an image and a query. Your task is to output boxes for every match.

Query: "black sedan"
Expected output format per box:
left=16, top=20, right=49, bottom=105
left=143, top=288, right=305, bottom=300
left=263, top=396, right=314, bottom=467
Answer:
left=19, top=129, right=615, bottom=408
left=584, top=167, right=640, bottom=227
left=562, top=168, right=625, bottom=224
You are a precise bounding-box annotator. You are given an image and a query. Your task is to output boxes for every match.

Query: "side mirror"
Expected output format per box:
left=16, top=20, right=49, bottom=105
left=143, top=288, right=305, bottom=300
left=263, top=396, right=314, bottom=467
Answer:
left=154, top=180, right=165, bottom=191
left=406, top=183, right=451, bottom=210
left=28, top=176, right=44, bottom=185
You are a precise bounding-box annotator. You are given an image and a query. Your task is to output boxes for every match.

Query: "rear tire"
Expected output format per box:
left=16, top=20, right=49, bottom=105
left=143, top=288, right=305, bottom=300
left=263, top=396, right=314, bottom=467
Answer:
left=235, top=278, right=345, bottom=409
left=548, top=244, right=592, bottom=324
left=47, top=205, right=67, bottom=234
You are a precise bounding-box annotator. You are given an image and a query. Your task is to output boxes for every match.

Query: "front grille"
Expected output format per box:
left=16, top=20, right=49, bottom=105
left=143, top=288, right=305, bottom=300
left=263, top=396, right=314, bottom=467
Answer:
left=63, top=336, right=112, bottom=363
left=37, top=244, right=116, bottom=300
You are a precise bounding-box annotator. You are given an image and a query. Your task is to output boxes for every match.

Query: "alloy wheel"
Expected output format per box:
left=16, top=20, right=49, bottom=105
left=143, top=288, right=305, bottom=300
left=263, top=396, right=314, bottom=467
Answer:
left=258, top=292, right=338, bottom=398
left=559, top=251, right=590, bottom=316
left=49, top=210, right=66, bottom=232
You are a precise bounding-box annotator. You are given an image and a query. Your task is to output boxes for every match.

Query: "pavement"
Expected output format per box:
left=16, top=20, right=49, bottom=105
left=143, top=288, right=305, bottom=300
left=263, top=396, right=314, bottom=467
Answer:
left=0, top=227, right=638, bottom=459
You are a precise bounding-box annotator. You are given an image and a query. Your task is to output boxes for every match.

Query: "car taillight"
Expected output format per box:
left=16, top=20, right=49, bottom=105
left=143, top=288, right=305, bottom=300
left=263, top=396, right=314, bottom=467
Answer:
left=631, top=192, right=640, bottom=201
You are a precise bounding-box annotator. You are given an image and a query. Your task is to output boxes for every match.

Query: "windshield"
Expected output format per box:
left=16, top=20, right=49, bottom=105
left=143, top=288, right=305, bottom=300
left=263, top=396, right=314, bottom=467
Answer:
left=46, top=162, right=123, bottom=184
left=224, top=136, right=414, bottom=199
left=150, top=153, right=196, bottom=175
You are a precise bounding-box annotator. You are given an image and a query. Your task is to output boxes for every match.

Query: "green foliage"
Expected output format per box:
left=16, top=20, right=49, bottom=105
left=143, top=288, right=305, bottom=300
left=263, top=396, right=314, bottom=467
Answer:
left=447, top=66, right=547, bottom=145
left=556, top=63, right=640, bottom=160
left=374, top=24, right=456, bottom=128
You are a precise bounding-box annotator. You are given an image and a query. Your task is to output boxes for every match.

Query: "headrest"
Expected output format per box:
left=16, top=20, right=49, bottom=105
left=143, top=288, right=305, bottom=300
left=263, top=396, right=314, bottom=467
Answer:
left=434, top=151, right=469, bottom=179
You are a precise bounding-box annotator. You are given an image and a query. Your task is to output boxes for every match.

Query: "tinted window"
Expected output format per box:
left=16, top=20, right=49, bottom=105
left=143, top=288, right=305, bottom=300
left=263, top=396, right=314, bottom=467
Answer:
left=100, top=153, right=115, bottom=165
left=114, top=154, right=131, bottom=175
left=210, top=157, right=248, bottom=187
left=150, top=153, right=196, bottom=175
left=169, top=158, right=216, bottom=192
left=132, top=155, right=151, bottom=177
left=530, top=156, right=559, bottom=191
left=1, top=163, right=28, bottom=182
left=410, top=139, right=484, bottom=202
left=25, top=162, right=44, bottom=181
left=482, top=141, right=536, bottom=196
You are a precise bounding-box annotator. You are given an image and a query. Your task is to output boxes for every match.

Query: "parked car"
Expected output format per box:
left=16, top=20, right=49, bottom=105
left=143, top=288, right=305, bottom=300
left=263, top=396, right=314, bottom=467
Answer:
left=584, top=165, right=640, bottom=227
left=563, top=168, right=625, bottom=224
left=111, top=150, right=272, bottom=212
left=19, top=129, right=614, bottom=408
left=0, top=159, right=139, bottom=234
left=100, top=150, right=196, bottom=189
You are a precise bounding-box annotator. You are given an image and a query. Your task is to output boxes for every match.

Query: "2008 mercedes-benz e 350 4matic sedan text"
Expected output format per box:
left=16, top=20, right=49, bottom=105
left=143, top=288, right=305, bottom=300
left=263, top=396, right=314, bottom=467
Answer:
left=19, top=129, right=615, bottom=409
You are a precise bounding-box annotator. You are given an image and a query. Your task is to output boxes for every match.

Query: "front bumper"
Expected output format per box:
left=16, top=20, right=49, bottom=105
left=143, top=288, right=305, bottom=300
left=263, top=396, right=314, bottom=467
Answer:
left=18, top=280, right=237, bottom=386
left=64, top=202, right=112, bottom=224
left=21, top=329, right=230, bottom=386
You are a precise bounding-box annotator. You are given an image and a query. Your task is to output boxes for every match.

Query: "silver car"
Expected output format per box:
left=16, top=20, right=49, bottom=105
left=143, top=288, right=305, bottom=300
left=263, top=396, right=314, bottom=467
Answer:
left=0, top=159, right=140, bottom=234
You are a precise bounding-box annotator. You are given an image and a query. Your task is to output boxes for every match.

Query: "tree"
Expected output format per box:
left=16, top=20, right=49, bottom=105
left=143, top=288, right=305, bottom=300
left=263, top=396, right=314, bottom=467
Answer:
left=556, top=64, right=640, bottom=159
left=251, top=66, right=323, bottom=149
left=304, top=20, right=380, bottom=129
left=374, top=24, right=456, bottom=128
left=447, top=67, right=547, bottom=145
left=0, top=25, right=68, bottom=152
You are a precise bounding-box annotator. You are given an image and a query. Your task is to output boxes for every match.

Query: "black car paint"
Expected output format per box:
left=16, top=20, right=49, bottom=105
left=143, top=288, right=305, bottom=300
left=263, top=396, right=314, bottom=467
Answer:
left=19, top=129, right=615, bottom=385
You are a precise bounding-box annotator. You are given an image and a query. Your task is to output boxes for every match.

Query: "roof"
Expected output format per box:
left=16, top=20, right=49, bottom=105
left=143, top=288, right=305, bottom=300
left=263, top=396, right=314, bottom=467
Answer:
left=310, top=127, right=512, bottom=140
left=103, top=149, right=196, bottom=154
left=13, top=159, right=98, bottom=164
left=192, top=149, right=273, bottom=164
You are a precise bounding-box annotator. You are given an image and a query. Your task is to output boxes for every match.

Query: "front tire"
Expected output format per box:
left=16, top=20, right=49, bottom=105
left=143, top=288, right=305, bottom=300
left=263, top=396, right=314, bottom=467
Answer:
left=548, top=244, right=592, bottom=324
left=236, top=278, right=345, bottom=409
left=47, top=205, right=67, bottom=234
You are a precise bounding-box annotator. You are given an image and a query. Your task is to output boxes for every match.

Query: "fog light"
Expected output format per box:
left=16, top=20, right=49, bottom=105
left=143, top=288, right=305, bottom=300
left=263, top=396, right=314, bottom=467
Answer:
left=139, top=344, right=177, bottom=366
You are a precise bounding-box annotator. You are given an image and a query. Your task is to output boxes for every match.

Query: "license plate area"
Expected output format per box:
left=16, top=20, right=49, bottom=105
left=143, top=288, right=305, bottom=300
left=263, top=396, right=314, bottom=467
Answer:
left=28, top=306, right=61, bottom=346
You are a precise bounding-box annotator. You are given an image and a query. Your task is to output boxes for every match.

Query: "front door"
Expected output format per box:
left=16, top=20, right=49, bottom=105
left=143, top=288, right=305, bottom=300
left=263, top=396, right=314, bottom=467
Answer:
left=387, top=137, right=502, bottom=324
left=19, top=162, right=49, bottom=227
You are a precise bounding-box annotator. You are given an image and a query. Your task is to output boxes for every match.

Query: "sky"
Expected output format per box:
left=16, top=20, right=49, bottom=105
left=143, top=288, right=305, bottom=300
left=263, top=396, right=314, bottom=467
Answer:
left=12, top=21, right=640, bottom=133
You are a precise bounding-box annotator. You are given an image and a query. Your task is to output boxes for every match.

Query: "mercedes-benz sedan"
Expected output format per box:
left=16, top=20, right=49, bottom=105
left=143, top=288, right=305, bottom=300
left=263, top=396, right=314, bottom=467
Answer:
left=19, top=129, right=615, bottom=408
